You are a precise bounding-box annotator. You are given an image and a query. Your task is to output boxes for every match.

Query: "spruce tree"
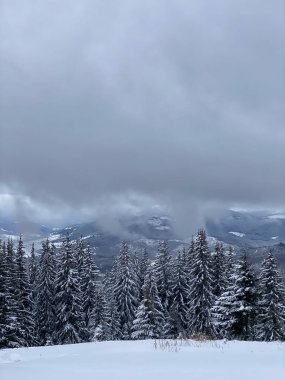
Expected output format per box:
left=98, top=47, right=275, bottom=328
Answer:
left=54, top=236, right=86, bottom=344
left=0, top=241, right=10, bottom=348
left=81, top=244, right=100, bottom=335
left=169, top=251, right=189, bottom=338
left=187, top=229, right=216, bottom=338
left=2, top=239, right=25, bottom=347
left=153, top=241, right=173, bottom=312
left=256, top=251, right=285, bottom=341
left=212, top=252, right=258, bottom=340
left=212, top=242, right=227, bottom=298
left=132, top=265, right=165, bottom=339
left=14, top=236, right=36, bottom=346
left=35, top=239, right=56, bottom=345
left=113, top=241, right=139, bottom=339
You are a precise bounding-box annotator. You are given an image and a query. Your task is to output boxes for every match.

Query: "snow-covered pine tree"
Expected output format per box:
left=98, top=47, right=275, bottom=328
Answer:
left=28, top=243, right=37, bottom=287
left=168, top=251, right=190, bottom=338
left=232, top=252, right=258, bottom=340
left=77, top=241, right=99, bottom=340
left=79, top=242, right=105, bottom=341
left=225, top=245, right=235, bottom=284
left=14, top=236, right=36, bottom=346
left=131, top=266, right=165, bottom=339
left=211, top=279, right=237, bottom=339
left=137, top=248, right=150, bottom=302
left=2, top=239, right=25, bottom=347
left=35, top=239, right=56, bottom=345
left=91, top=284, right=111, bottom=341
left=212, top=242, right=227, bottom=298
left=105, top=292, right=122, bottom=340
left=0, top=241, right=11, bottom=348
left=153, top=240, right=173, bottom=312
left=54, top=236, right=86, bottom=344
left=187, top=229, right=216, bottom=338
left=113, top=241, right=139, bottom=339
left=256, top=251, right=285, bottom=341
left=212, top=252, right=258, bottom=340
left=28, top=243, right=37, bottom=317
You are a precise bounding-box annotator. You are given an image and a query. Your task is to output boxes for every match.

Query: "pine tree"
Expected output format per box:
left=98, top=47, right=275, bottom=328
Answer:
left=28, top=243, right=37, bottom=287
left=131, top=266, right=165, bottom=339
left=137, top=248, right=150, bottom=302
left=14, top=236, right=36, bottom=346
left=169, top=251, right=190, bottom=337
left=91, top=284, right=110, bottom=341
left=212, top=252, right=258, bottom=340
left=80, top=244, right=100, bottom=340
left=54, top=236, right=86, bottom=344
left=212, top=242, right=227, bottom=298
left=28, top=243, right=37, bottom=318
left=153, top=241, right=173, bottom=312
left=187, top=229, right=216, bottom=338
left=0, top=241, right=10, bottom=348
left=2, top=239, right=25, bottom=347
left=256, top=251, right=285, bottom=341
left=35, top=239, right=56, bottom=345
left=105, top=292, right=122, bottom=340
left=113, top=241, right=139, bottom=339
left=211, top=281, right=237, bottom=339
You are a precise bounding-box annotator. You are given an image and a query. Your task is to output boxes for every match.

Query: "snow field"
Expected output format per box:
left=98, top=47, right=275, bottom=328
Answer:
left=1, top=339, right=284, bottom=380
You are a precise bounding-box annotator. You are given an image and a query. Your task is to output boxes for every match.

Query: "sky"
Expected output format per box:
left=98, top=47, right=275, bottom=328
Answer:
left=0, top=0, right=285, bottom=235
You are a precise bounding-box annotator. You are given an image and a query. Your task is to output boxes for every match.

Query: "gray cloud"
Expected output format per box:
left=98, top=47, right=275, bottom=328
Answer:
left=0, top=0, right=285, bottom=235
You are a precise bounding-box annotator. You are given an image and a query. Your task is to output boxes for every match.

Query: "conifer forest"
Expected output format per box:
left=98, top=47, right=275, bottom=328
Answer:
left=1, top=229, right=284, bottom=349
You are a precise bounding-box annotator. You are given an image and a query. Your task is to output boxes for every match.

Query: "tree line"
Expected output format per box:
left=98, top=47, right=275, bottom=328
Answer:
left=0, top=229, right=285, bottom=348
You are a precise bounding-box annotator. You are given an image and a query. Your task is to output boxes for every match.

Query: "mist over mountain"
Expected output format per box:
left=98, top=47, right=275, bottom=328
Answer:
left=1, top=209, right=284, bottom=271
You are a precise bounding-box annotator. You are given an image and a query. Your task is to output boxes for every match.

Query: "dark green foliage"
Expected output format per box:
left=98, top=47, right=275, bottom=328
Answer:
left=188, top=229, right=216, bottom=338
left=169, top=252, right=189, bottom=337
left=212, top=252, right=258, bottom=340
left=54, top=236, right=86, bottom=344
left=212, top=242, right=227, bottom=298
left=113, top=241, right=139, bottom=339
left=256, top=251, right=285, bottom=341
left=14, top=237, right=36, bottom=346
left=131, top=266, right=164, bottom=339
left=35, top=239, right=56, bottom=345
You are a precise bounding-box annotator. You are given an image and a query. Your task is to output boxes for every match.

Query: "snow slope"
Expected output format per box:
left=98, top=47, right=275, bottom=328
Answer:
left=1, top=340, right=284, bottom=380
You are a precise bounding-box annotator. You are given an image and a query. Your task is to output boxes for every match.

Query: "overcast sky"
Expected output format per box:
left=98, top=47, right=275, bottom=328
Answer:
left=0, top=0, right=284, bottom=234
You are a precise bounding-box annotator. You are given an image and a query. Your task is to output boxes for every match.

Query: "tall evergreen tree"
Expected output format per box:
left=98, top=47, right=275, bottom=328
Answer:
left=169, top=251, right=190, bottom=337
left=212, top=242, right=227, bottom=298
left=14, top=236, right=35, bottom=346
left=2, top=239, right=25, bottom=347
left=212, top=252, right=258, bottom=340
left=137, top=248, right=150, bottom=302
left=113, top=241, right=139, bottom=339
left=131, top=266, right=165, bottom=339
left=80, top=243, right=101, bottom=340
left=187, top=229, right=216, bottom=338
left=0, top=241, right=10, bottom=348
left=28, top=243, right=37, bottom=316
left=35, top=239, right=56, bottom=345
left=54, top=236, right=86, bottom=344
left=153, top=241, right=173, bottom=312
left=256, top=251, right=285, bottom=341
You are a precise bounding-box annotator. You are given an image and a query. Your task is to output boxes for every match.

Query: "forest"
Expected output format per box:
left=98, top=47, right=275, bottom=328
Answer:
left=0, top=229, right=285, bottom=348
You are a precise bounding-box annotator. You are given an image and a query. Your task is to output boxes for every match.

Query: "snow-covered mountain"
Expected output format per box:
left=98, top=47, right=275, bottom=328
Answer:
left=1, top=210, right=285, bottom=270
left=206, top=210, right=285, bottom=247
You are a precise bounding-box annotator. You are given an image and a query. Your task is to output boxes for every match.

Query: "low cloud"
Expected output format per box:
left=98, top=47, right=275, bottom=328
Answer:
left=0, top=1, right=284, bottom=235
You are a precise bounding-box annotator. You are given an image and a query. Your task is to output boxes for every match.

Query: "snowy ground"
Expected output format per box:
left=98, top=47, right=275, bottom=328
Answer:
left=1, top=339, right=284, bottom=380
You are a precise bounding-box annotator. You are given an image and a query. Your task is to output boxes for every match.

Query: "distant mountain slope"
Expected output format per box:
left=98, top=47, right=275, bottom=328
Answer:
left=1, top=210, right=285, bottom=271
left=206, top=210, right=285, bottom=247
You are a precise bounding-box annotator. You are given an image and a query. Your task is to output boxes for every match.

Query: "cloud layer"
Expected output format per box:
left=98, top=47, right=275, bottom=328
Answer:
left=1, top=0, right=284, bottom=233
